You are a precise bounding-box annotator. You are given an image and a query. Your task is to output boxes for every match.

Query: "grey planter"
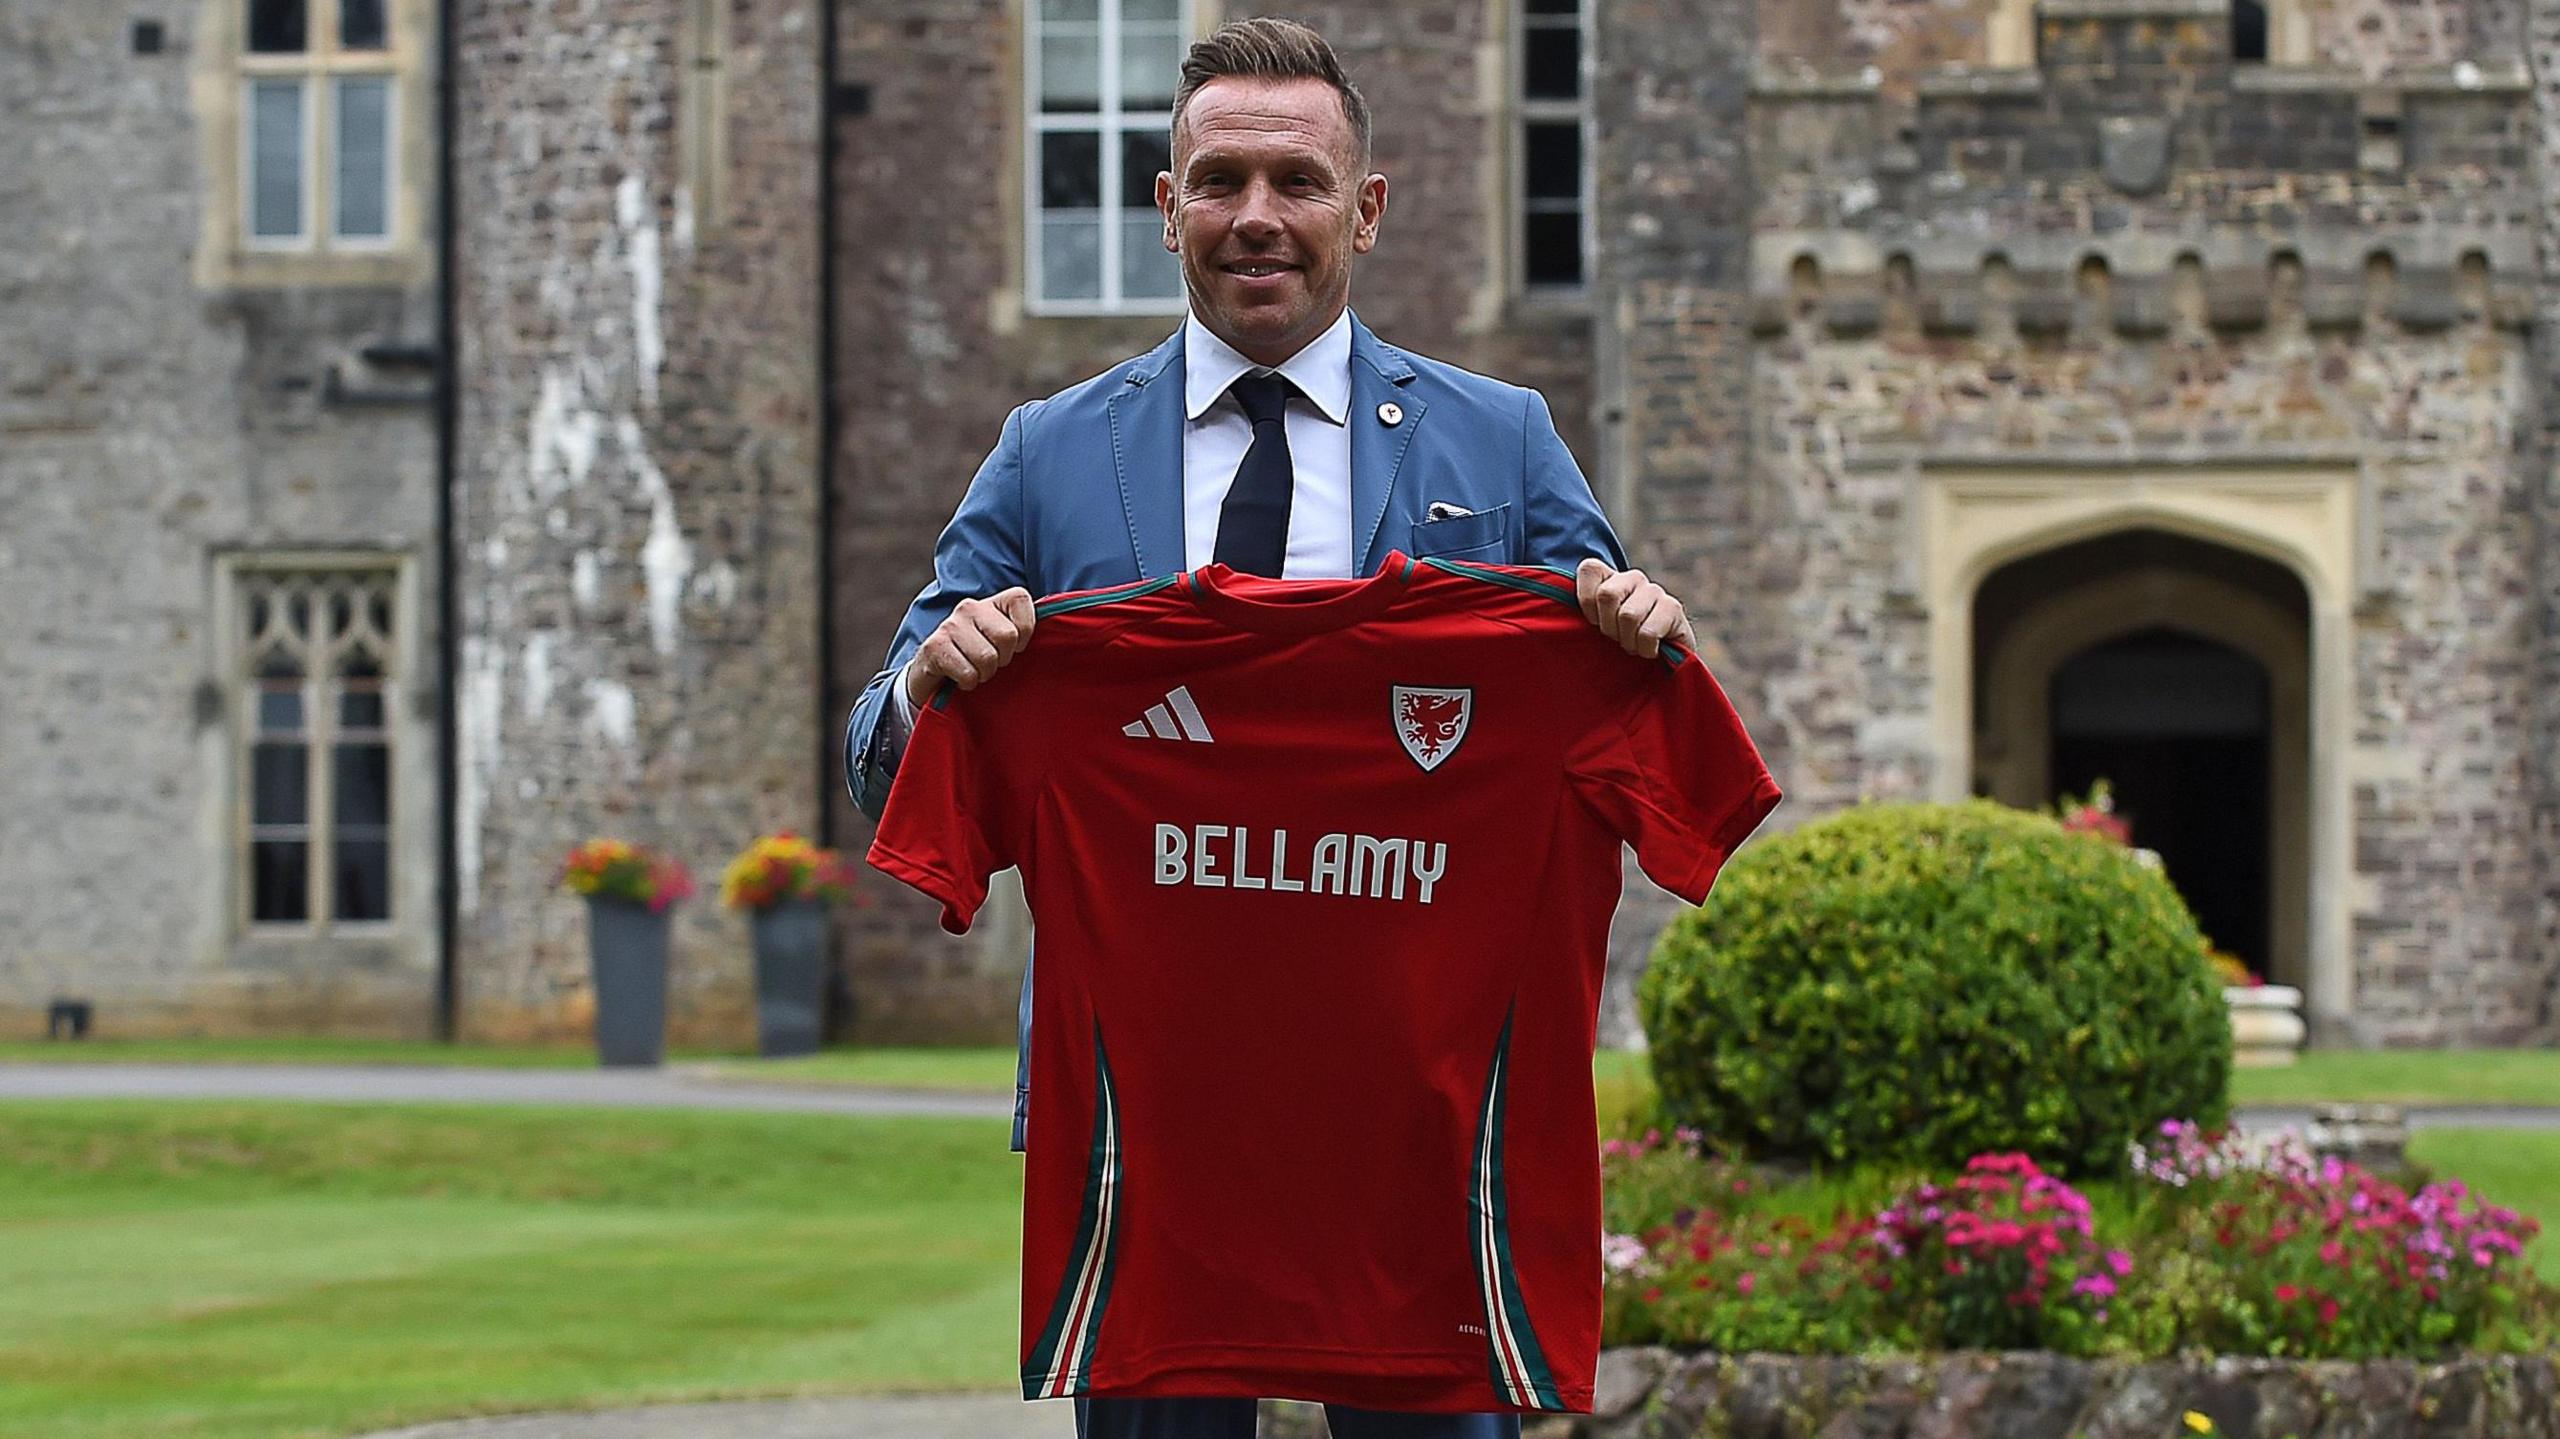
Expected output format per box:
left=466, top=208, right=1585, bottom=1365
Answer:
left=750, top=898, right=829, bottom=1058
left=585, top=897, right=670, bottom=1067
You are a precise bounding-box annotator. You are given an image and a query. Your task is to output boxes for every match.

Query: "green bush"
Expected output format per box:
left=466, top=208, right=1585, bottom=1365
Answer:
left=1637, top=799, right=2231, bottom=1177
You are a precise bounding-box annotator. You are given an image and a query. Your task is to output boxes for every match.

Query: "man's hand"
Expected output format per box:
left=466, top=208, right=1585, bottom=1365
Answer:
left=905, top=589, right=1038, bottom=707
left=1576, top=559, right=1696, bottom=659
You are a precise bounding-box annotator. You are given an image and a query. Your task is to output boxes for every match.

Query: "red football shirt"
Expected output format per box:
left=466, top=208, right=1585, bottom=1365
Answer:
left=867, top=552, right=1782, bottom=1413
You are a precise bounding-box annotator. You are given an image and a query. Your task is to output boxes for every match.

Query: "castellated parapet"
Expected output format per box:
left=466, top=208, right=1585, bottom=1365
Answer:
left=1746, top=8, right=2533, bottom=343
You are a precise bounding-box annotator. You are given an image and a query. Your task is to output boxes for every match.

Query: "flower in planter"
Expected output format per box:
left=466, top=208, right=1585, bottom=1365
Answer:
left=559, top=839, right=695, bottom=913
left=2055, top=779, right=2133, bottom=846
left=2205, top=947, right=2261, bottom=988
left=720, top=831, right=866, bottom=910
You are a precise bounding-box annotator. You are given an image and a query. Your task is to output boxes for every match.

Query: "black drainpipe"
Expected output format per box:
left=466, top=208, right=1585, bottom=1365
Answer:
left=432, top=0, right=461, bottom=1043
left=816, top=0, right=841, bottom=851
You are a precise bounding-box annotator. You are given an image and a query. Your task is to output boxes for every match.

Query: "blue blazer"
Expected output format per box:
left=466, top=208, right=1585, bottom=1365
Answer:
left=841, top=312, right=1628, bottom=1144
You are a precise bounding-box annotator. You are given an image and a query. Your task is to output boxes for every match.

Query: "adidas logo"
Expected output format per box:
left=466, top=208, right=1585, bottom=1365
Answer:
left=1122, top=685, right=1215, bottom=743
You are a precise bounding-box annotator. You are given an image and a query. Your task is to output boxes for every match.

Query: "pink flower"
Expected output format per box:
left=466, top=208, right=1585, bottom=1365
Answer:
left=1737, top=1272, right=1756, bottom=1295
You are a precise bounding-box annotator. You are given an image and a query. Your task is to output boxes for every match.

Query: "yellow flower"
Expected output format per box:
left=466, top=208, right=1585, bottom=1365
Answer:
left=2183, top=1414, right=2215, bottom=1434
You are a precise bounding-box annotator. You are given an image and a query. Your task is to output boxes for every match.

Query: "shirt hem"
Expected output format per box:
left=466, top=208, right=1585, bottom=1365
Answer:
left=1023, top=1340, right=1594, bottom=1414
left=864, top=842, right=978, bottom=934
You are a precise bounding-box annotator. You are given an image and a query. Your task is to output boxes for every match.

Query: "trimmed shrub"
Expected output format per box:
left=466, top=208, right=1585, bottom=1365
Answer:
left=1637, top=799, right=2231, bottom=1177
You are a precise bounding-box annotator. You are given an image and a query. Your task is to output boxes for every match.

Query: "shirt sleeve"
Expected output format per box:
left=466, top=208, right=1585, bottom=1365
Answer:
left=866, top=683, right=1029, bottom=935
left=1566, top=646, right=1784, bottom=904
left=872, top=657, right=920, bottom=767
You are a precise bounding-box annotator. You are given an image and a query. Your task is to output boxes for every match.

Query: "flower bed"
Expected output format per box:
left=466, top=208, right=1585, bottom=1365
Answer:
left=1602, top=1123, right=2553, bottom=1363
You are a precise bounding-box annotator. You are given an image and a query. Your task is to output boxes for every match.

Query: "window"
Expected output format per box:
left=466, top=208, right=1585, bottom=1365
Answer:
left=239, top=567, right=399, bottom=930
left=2231, top=0, right=2268, bottom=62
left=239, top=0, right=399, bottom=250
left=1027, top=0, right=1188, bottom=312
left=1518, top=0, right=1590, bottom=293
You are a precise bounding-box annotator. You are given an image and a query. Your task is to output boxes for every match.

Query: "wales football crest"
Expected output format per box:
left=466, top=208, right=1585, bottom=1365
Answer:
left=1393, top=686, right=1473, bottom=772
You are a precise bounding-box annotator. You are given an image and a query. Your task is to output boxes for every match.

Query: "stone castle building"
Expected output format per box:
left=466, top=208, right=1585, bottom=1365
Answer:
left=4, top=0, right=2553, bottom=1049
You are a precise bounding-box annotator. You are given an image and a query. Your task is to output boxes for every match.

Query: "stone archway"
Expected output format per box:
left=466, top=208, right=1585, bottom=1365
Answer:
left=1917, top=464, right=2360, bottom=1036
left=1970, top=532, right=2313, bottom=989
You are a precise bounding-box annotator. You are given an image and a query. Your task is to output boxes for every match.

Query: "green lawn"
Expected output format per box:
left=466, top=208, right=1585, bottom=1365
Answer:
left=2, top=1090, right=2555, bottom=1438
left=2227, top=1049, right=2560, bottom=1109
left=1602, top=1047, right=2560, bottom=1112
left=0, top=1102, right=1021, bottom=1439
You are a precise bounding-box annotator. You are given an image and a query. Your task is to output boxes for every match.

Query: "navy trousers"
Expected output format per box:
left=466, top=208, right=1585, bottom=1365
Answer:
left=1074, top=1397, right=1520, bottom=1438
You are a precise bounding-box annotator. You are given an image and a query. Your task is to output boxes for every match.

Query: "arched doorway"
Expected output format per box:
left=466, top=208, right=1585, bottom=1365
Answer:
left=1970, top=530, right=2312, bottom=989
left=2051, top=630, right=2271, bottom=969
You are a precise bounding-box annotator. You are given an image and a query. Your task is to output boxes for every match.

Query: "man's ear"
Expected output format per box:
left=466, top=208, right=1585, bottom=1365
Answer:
left=1352, top=172, right=1389, bottom=254
left=1156, top=170, right=1178, bottom=251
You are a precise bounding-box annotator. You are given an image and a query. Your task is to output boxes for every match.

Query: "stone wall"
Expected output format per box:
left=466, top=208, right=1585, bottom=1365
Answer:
left=452, top=0, right=822, bottom=1044
left=1542, top=1348, right=2560, bottom=1439
left=1718, top=11, right=2550, bottom=1043
left=1266, top=1350, right=2560, bottom=1437
left=1585, top=0, right=1786, bottom=1038
left=1757, top=0, right=2518, bottom=83
left=826, top=0, right=1605, bottom=1041
left=0, top=2, right=442, bottom=1035
left=2530, top=0, right=2560, bottom=1042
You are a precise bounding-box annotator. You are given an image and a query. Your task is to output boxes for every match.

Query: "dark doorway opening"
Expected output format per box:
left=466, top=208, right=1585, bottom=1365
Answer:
left=2232, top=0, right=2268, bottom=61
left=2049, top=628, right=2271, bottom=971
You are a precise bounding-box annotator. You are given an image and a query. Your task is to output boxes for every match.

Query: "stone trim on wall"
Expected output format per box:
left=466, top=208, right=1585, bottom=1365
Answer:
left=200, top=549, right=438, bottom=1029
left=187, top=0, right=437, bottom=290
left=1912, top=465, right=2361, bottom=1032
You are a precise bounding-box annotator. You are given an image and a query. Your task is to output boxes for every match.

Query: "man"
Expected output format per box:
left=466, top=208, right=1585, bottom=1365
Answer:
left=842, top=18, right=1698, bottom=1438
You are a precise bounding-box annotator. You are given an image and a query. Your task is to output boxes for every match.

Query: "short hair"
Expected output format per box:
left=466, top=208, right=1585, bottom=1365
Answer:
left=1171, top=17, right=1372, bottom=170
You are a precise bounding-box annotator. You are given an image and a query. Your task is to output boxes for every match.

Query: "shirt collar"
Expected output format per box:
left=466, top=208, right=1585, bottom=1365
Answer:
left=1183, top=308, right=1353, bottom=426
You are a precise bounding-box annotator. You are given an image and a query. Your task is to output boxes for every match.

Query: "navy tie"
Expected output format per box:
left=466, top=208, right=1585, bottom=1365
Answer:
left=1213, top=372, right=1296, bottom=577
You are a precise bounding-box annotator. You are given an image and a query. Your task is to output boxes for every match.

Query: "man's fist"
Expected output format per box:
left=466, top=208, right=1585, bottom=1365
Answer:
left=906, top=589, right=1038, bottom=707
left=1575, top=558, right=1696, bottom=660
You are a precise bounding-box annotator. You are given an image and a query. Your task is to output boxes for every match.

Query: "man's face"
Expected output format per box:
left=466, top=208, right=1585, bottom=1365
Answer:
left=1158, top=76, right=1387, bottom=367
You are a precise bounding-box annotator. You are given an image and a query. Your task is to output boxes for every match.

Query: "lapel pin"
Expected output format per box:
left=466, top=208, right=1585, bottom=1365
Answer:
left=1377, top=401, right=1404, bottom=427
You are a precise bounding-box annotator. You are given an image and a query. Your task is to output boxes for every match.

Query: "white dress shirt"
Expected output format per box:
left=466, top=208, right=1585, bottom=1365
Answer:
left=887, top=308, right=1357, bottom=733
left=1179, top=306, right=1354, bottom=576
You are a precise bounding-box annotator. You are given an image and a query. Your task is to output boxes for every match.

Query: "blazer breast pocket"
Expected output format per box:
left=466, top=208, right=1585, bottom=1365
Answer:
left=1407, top=503, right=1512, bottom=561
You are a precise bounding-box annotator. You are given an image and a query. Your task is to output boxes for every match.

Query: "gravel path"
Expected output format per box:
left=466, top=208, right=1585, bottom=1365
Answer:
left=7, top=1064, right=2555, bottom=1133
left=351, top=1393, right=1074, bottom=1438
left=2230, top=1103, right=2560, bottom=1131
left=0, top=1061, right=1014, bottom=1119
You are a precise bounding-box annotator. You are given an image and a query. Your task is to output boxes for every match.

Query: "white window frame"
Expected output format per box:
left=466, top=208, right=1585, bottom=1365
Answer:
left=228, top=558, right=406, bottom=939
left=329, top=71, right=401, bottom=246
left=1514, top=0, right=1594, bottom=300
left=238, top=0, right=402, bottom=254
left=1024, top=0, right=1191, bottom=317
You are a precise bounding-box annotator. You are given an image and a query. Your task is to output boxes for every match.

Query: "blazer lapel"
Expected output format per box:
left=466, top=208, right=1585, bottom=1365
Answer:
left=1108, top=330, right=1187, bottom=580
left=1348, top=314, right=1425, bottom=571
